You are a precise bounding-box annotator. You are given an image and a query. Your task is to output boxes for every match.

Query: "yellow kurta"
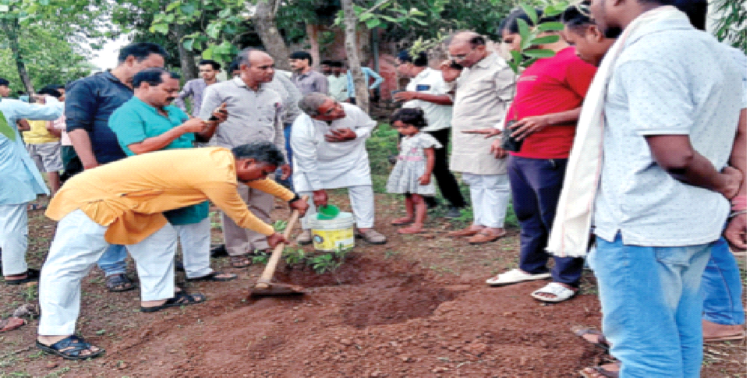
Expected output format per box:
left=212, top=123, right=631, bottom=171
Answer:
left=46, top=147, right=294, bottom=245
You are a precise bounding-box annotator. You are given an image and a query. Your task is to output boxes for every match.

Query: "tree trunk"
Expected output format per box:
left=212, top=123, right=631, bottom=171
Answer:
left=1, top=19, right=34, bottom=99
left=252, top=0, right=291, bottom=71
left=173, top=26, right=198, bottom=81
left=307, top=24, right=320, bottom=70
left=341, top=0, right=369, bottom=112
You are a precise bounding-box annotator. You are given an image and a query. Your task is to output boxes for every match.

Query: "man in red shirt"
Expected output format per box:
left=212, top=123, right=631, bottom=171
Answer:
left=478, top=8, right=597, bottom=303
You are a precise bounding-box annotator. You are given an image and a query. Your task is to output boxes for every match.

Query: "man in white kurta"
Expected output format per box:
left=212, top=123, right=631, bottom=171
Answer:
left=443, top=31, right=514, bottom=245
left=291, top=93, right=387, bottom=245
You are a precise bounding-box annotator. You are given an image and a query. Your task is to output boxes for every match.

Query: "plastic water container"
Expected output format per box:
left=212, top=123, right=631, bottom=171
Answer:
left=308, top=211, right=355, bottom=252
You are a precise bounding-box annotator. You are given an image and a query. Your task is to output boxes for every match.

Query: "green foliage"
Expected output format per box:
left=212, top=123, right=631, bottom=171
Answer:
left=0, top=0, right=105, bottom=92
left=333, top=0, right=429, bottom=30
left=254, top=246, right=350, bottom=274
left=147, top=0, right=254, bottom=64
left=0, top=29, right=94, bottom=94
left=20, top=284, right=37, bottom=302
left=307, top=253, right=341, bottom=274
left=383, top=0, right=515, bottom=44
left=283, top=248, right=307, bottom=265
left=713, top=0, right=747, bottom=54
left=251, top=251, right=270, bottom=265
left=505, top=2, right=568, bottom=74
left=273, top=220, right=289, bottom=232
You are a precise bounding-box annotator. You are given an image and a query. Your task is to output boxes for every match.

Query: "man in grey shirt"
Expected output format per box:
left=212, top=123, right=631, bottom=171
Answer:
left=267, top=69, right=302, bottom=189
left=200, top=48, right=291, bottom=268
left=585, top=1, right=745, bottom=377
left=289, top=51, right=329, bottom=95
left=173, top=59, right=221, bottom=117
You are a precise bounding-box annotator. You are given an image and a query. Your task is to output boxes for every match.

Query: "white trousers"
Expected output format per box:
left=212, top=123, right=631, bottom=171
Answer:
left=39, top=209, right=177, bottom=336
left=462, top=173, right=511, bottom=229
left=0, top=203, right=28, bottom=276
left=300, top=185, right=375, bottom=229
left=174, top=218, right=212, bottom=278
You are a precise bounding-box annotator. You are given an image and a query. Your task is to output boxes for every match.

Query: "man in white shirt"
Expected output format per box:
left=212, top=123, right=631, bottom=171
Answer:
left=394, top=51, right=466, bottom=218
left=291, top=93, right=387, bottom=245
left=327, top=61, right=349, bottom=102
left=580, top=1, right=745, bottom=376
left=441, top=32, right=515, bottom=244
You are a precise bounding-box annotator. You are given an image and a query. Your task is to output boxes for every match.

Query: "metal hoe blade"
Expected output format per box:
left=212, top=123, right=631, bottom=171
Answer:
left=247, top=282, right=306, bottom=298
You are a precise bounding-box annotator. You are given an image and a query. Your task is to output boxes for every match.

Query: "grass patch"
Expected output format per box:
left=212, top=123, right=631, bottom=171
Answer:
left=366, top=122, right=519, bottom=228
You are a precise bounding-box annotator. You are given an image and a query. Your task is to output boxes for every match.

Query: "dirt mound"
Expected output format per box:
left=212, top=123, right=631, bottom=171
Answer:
left=276, top=256, right=458, bottom=328
left=90, top=254, right=608, bottom=377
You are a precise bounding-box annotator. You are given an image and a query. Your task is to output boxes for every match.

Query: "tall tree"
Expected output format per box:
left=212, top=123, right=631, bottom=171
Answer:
left=341, top=0, right=369, bottom=111
left=112, top=0, right=202, bottom=80
left=0, top=27, right=94, bottom=95
left=151, top=0, right=295, bottom=69
left=253, top=0, right=291, bottom=70
left=0, top=0, right=108, bottom=96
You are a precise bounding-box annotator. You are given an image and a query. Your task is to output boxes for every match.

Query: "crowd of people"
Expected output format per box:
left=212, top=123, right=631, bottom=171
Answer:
left=0, top=0, right=745, bottom=376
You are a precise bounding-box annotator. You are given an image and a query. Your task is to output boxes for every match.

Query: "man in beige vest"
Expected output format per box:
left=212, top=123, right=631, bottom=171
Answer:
left=442, top=31, right=514, bottom=244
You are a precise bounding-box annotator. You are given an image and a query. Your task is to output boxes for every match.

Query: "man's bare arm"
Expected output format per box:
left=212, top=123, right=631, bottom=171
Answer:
left=729, top=109, right=747, bottom=194
left=68, top=129, right=98, bottom=169
left=725, top=108, right=747, bottom=249
left=646, top=135, right=742, bottom=199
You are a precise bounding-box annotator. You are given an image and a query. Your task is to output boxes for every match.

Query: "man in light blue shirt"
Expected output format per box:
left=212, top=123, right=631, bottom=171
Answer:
left=0, top=96, right=63, bottom=285
left=346, top=65, right=383, bottom=104
left=587, top=1, right=745, bottom=377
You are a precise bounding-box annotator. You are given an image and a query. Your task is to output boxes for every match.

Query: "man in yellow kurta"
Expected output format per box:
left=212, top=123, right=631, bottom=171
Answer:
left=36, top=142, right=308, bottom=360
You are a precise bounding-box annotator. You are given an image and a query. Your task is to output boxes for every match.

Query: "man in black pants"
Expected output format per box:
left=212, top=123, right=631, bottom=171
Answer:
left=393, top=51, right=466, bottom=218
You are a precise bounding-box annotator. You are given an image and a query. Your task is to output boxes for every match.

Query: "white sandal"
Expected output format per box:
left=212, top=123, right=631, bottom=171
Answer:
left=530, top=282, right=577, bottom=303
left=486, top=269, right=551, bottom=286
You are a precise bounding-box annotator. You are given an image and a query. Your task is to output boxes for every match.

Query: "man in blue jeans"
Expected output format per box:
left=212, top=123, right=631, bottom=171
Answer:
left=584, top=0, right=745, bottom=377
left=66, top=42, right=169, bottom=292
left=559, top=3, right=746, bottom=376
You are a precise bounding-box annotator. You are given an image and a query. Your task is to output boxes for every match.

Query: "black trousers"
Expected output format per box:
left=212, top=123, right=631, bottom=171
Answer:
left=60, top=145, right=83, bottom=184
left=508, top=155, right=584, bottom=287
left=399, top=128, right=466, bottom=208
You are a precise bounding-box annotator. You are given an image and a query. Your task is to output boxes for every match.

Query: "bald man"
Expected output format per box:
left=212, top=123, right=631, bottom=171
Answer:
left=200, top=48, right=290, bottom=267
left=442, top=32, right=514, bottom=245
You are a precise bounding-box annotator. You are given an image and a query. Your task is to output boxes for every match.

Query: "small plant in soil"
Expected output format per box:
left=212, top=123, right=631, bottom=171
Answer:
left=283, top=248, right=307, bottom=266
left=307, top=253, right=341, bottom=274
left=251, top=251, right=270, bottom=265
left=272, top=220, right=288, bottom=232
left=20, top=284, right=38, bottom=301
left=307, top=246, right=352, bottom=274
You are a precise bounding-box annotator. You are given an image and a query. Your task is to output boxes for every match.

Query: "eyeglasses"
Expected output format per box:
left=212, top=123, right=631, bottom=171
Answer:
left=449, top=48, right=476, bottom=61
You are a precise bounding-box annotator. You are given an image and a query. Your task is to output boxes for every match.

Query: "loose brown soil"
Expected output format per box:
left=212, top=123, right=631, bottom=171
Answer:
left=0, top=194, right=745, bottom=377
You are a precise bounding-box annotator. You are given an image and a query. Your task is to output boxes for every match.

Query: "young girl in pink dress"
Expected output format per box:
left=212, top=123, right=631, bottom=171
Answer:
left=386, top=108, right=442, bottom=234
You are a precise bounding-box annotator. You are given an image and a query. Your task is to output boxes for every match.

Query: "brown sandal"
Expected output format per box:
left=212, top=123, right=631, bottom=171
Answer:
left=468, top=229, right=506, bottom=244
left=230, top=255, right=251, bottom=268
left=391, top=217, right=414, bottom=226
left=579, top=362, right=620, bottom=378
left=447, top=226, right=483, bottom=238
left=571, top=325, right=610, bottom=352
left=0, top=317, right=26, bottom=333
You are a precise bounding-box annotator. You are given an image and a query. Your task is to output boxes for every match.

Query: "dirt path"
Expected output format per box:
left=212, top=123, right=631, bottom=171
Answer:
left=0, top=195, right=745, bottom=377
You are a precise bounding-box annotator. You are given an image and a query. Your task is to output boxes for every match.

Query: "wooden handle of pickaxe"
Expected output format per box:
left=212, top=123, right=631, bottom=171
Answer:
left=256, top=195, right=308, bottom=285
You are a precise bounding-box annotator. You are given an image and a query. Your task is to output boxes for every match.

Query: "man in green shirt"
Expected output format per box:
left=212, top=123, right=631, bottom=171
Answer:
left=109, top=67, right=234, bottom=282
